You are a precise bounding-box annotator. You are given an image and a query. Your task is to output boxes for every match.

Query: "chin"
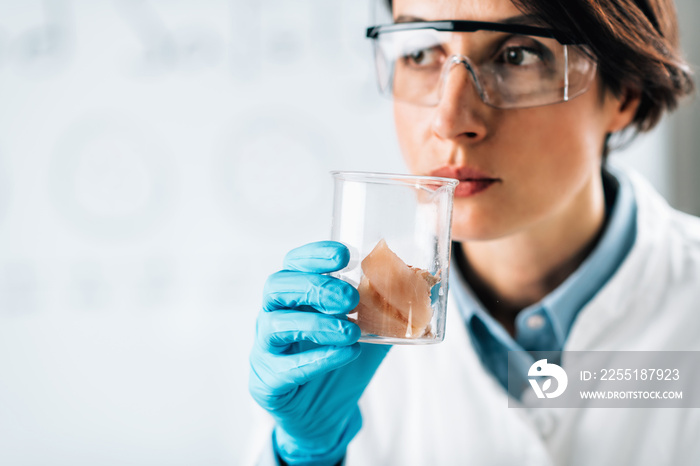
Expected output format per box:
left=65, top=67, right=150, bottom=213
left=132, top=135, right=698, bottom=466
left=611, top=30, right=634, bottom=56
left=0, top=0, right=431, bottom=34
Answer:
left=449, top=202, right=490, bottom=241
left=451, top=217, right=499, bottom=243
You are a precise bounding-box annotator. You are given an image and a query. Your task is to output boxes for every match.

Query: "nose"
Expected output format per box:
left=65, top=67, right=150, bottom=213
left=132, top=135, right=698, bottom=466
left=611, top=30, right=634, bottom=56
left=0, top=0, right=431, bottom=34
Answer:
left=431, top=56, right=488, bottom=143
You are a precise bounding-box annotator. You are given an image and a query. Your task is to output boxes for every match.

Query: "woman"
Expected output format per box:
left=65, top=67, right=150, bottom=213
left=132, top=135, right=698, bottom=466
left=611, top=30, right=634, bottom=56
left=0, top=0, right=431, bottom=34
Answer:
left=249, top=0, right=697, bottom=464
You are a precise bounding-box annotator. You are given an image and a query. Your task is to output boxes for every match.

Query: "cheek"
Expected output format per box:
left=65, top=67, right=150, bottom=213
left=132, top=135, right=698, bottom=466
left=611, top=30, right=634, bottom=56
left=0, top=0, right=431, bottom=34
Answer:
left=452, top=103, right=606, bottom=239
left=394, top=103, right=433, bottom=173
left=499, top=104, right=604, bottom=185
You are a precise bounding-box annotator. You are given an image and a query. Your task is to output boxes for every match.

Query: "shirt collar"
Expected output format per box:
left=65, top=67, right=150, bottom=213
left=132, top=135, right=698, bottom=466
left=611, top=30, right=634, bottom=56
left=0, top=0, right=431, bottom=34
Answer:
left=532, top=165, right=637, bottom=348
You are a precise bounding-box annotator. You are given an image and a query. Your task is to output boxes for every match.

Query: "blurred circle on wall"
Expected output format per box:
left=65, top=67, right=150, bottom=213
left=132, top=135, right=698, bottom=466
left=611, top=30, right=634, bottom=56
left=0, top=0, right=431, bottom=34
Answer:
left=49, top=112, right=175, bottom=240
left=214, top=108, right=338, bottom=240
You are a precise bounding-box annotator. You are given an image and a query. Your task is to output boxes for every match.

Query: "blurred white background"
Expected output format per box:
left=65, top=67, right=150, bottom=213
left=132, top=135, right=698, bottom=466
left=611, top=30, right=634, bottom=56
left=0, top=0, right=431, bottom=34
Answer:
left=0, top=1, right=697, bottom=465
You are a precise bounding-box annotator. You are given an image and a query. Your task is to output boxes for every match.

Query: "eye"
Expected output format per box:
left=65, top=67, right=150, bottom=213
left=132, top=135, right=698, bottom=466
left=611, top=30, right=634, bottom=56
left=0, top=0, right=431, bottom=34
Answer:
left=500, top=46, right=543, bottom=66
left=403, top=47, right=442, bottom=68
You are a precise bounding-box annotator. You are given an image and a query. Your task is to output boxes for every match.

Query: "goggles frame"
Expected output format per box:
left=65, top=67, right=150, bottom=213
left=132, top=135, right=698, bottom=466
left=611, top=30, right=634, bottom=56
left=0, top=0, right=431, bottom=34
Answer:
left=366, top=20, right=582, bottom=46
left=365, top=20, right=596, bottom=109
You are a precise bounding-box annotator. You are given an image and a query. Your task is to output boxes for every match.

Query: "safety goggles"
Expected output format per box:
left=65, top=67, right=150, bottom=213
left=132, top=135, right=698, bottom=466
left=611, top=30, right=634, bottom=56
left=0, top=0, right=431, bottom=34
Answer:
left=366, top=21, right=598, bottom=109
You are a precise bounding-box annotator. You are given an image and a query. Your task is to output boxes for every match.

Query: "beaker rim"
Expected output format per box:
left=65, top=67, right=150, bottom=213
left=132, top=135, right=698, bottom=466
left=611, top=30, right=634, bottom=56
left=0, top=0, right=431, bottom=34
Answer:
left=330, top=170, right=459, bottom=188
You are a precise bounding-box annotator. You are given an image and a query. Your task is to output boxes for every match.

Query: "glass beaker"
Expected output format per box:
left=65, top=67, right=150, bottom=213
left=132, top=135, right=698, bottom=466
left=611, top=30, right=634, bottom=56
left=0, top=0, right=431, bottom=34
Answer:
left=330, top=171, right=458, bottom=344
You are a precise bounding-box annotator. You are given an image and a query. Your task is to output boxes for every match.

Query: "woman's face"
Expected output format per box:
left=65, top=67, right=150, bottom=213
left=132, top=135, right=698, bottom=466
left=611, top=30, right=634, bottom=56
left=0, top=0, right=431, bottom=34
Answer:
left=392, top=0, right=632, bottom=242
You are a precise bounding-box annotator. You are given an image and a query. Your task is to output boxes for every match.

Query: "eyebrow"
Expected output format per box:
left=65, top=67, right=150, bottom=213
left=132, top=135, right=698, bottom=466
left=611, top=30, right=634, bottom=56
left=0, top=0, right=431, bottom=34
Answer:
left=394, top=13, right=545, bottom=27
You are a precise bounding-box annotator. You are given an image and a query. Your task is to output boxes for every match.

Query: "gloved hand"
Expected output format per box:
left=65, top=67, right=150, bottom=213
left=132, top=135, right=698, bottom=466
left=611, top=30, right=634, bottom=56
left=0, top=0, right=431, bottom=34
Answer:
left=249, top=241, right=390, bottom=466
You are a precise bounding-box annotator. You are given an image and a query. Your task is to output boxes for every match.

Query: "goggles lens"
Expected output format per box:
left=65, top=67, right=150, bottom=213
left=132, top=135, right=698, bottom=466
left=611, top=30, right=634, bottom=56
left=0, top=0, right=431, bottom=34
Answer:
left=370, top=24, right=597, bottom=109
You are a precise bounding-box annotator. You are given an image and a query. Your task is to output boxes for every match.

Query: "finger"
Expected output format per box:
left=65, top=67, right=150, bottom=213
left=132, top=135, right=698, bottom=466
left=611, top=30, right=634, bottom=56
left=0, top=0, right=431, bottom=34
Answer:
left=263, top=270, right=359, bottom=314
left=257, top=310, right=361, bottom=352
left=283, top=241, right=350, bottom=273
left=251, top=343, right=362, bottom=396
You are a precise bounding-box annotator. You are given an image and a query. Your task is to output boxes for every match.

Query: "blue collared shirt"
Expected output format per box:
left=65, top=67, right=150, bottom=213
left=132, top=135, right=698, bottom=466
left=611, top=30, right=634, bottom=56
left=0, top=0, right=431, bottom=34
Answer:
left=450, top=167, right=637, bottom=397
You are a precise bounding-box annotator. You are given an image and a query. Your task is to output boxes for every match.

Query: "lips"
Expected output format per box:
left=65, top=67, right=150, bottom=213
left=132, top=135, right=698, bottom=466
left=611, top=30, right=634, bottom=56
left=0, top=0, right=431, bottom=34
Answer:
left=429, top=166, right=500, bottom=198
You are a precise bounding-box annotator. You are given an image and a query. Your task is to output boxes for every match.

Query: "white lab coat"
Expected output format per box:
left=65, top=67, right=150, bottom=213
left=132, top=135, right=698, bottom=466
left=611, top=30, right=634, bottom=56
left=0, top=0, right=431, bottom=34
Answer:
left=248, top=167, right=700, bottom=465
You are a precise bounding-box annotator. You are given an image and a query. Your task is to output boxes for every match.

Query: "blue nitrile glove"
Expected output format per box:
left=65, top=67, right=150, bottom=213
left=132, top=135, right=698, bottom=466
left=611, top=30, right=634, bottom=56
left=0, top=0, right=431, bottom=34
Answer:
left=249, top=241, right=390, bottom=466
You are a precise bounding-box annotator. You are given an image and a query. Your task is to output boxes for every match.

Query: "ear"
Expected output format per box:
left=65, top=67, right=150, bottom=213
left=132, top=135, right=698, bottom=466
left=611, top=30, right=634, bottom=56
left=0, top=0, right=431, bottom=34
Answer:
left=606, top=87, right=642, bottom=133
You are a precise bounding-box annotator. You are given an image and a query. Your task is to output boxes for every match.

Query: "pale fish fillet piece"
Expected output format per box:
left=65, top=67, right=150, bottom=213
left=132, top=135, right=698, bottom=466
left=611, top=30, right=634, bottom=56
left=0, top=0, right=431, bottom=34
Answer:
left=353, top=239, right=440, bottom=338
